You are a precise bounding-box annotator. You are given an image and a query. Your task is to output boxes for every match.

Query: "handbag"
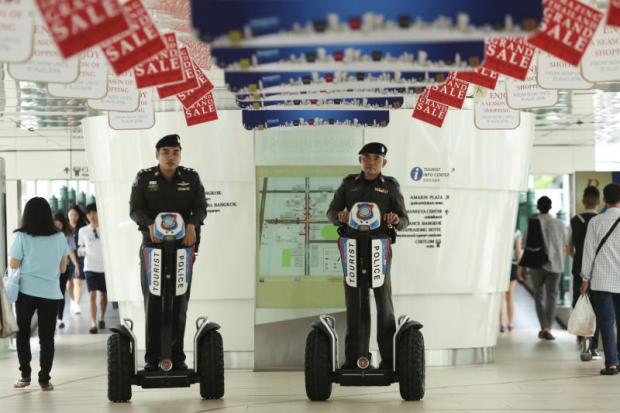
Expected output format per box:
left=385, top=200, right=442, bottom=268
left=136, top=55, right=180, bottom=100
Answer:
left=567, top=295, right=596, bottom=337
left=518, top=218, right=549, bottom=268
left=2, top=267, right=21, bottom=303
left=0, top=272, right=19, bottom=338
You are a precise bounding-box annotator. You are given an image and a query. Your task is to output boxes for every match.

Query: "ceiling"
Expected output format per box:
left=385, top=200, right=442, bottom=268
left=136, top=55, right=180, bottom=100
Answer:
left=0, top=1, right=619, bottom=153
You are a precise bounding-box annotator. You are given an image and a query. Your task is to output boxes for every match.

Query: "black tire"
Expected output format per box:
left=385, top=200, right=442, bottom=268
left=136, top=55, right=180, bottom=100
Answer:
left=304, top=329, right=332, bottom=401
left=397, top=328, right=425, bottom=401
left=107, top=333, right=133, bottom=402
left=198, top=330, right=225, bottom=399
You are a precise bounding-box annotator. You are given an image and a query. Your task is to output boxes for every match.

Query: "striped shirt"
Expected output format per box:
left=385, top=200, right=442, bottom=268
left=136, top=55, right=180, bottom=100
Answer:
left=581, top=207, right=620, bottom=293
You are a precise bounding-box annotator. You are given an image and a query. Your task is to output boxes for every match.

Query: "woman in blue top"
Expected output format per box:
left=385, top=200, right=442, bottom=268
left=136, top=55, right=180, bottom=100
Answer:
left=53, top=212, right=80, bottom=329
left=10, top=197, right=70, bottom=391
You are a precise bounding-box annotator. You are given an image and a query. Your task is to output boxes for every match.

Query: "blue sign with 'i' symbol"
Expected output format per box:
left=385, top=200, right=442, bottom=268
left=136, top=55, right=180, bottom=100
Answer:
left=411, top=167, right=424, bottom=181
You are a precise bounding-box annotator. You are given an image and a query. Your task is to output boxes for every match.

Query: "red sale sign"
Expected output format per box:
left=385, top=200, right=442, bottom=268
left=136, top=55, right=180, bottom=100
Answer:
left=157, top=47, right=198, bottom=98
left=134, top=32, right=184, bottom=88
left=35, top=0, right=128, bottom=58
left=100, top=0, right=165, bottom=75
left=528, top=0, right=603, bottom=66
left=426, top=74, right=469, bottom=109
left=184, top=92, right=218, bottom=126
left=484, top=37, right=535, bottom=80
left=608, top=0, right=620, bottom=27
left=455, top=66, right=499, bottom=90
left=412, top=93, right=449, bottom=128
left=176, top=61, right=214, bottom=108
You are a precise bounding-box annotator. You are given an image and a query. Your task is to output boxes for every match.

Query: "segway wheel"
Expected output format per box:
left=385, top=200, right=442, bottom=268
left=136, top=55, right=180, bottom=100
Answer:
left=199, top=330, right=225, bottom=399
left=107, top=333, right=133, bottom=402
left=397, top=328, right=425, bottom=401
left=304, top=329, right=332, bottom=401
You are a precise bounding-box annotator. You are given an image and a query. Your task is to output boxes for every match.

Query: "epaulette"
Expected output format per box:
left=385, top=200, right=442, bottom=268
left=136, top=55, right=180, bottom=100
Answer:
left=383, top=175, right=400, bottom=185
left=343, top=173, right=359, bottom=182
left=137, top=166, right=157, bottom=176
left=179, top=166, right=197, bottom=174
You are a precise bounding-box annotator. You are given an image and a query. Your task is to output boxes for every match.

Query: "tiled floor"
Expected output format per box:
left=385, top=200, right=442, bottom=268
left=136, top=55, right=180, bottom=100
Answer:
left=0, top=284, right=618, bottom=412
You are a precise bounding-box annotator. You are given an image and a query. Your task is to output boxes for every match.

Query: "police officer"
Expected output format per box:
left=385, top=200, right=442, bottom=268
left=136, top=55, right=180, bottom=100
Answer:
left=327, top=142, right=409, bottom=369
left=129, top=134, right=207, bottom=371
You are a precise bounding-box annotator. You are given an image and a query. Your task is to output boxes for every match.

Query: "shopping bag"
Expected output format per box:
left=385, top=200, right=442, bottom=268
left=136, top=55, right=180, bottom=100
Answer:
left=567, top=295, right=597, bottom=337
left=2, top=267, right=20, bottom=303
left=0, top=275, right=19, bottom=338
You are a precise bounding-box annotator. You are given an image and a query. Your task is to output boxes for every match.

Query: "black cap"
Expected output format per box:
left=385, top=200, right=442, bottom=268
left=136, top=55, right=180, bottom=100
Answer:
left=358, top=142, right=387, bottom=156
left=156, top=134, right=181, bottom=150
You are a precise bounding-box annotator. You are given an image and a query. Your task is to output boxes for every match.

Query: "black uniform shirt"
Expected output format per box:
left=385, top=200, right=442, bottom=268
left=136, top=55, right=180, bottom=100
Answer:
left=570, top=212, right=597, bottom=276
left=130, top=166, right=207, bottom=238
left=327, top=172, right=409, bottom=232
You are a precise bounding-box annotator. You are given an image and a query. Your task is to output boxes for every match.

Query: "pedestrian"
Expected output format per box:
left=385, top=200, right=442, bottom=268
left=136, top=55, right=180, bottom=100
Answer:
left=10, top=197, right=69, bottom=390
left=568, top=186, right=601, bottom=360
left=78, top=203, right=107, bottom=334
left=519, top=196, right=566, bottom=340
left=580, top=183, right=620, bottom=375
left=52, top=212, right=80, bottom=329
left=66, top=205, right=86, bottom=314
left=500, top=228, right=522, bottom=332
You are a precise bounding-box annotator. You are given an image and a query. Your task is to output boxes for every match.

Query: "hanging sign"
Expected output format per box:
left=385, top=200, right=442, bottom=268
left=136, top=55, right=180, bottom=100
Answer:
left=157, top=47, right=198, bottom=98
left=607, top=0, right=620, bottom=27
left=506, top=59, right=558, bottom=109
left=48, top=48, right=108, bottom=98
left=88, top=70, right=139, bottom=111
left=474, top=87, right=520, bottom=130
left=176, top=60, right=214, bottom=108
left=8, top=21, right=79, bottom=83
left=109, top=88, right=154, bottom=129
left=184, top=92, right=218, bottom=126
left=455, top=66, right=499, bottom=90
left=537, top=51, right=593, bottom=89
left=100, top=0, right=166, bottom=75
left=242, top=108, right=389, bottom=129
left=581, top=24, right=620, bottom=82
left=527, top=0, right=603, bottom=66
left=0, top=0, right=34, bottom=63
left=426, top=74, right=469, bottom=109
left=483, top=36, right=535, bottom=81
left=34, top=0, right=129, bottom=58
left=412, top=93, right=449, bottom=128
left=134, top=32, right=184, bottom=88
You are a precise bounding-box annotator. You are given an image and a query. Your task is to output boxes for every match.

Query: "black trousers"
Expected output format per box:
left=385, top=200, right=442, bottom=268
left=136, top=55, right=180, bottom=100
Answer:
left=573, top=272, right=600, bottom=349
left=344, top=276, right=396, bottom=366
left=139, top=244, right=193, bottom=364
left=57, top=271, right=69, bottom=320
left=16, top=293, right=58, bottom=384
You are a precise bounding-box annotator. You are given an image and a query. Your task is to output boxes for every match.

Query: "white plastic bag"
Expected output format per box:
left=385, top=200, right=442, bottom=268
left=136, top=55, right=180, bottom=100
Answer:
left=0, top=275, right=19, bottom=338
left=567, top=295, right=597, bottom=337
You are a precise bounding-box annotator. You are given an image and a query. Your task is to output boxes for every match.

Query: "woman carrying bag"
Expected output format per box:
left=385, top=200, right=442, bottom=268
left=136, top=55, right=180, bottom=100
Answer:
left=10, top=197, right=69, bottom=390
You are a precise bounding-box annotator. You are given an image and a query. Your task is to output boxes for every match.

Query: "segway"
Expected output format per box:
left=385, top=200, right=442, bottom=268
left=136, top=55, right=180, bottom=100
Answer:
left=107, top=212, right=224, bottom=402
left=304, top=202, right=425, bottom=401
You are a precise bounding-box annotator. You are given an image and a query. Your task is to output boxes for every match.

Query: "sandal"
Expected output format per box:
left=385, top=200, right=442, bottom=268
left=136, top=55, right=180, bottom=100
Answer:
left=600, top=366, right=618, bottom=376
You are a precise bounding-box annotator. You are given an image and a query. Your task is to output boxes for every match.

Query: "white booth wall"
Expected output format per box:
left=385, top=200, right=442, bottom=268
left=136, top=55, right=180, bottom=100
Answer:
left=82, top=109, right=534, bottom=368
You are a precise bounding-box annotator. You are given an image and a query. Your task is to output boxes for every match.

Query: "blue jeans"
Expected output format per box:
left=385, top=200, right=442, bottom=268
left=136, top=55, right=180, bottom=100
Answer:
left=590, top=290, right=620, bottom=367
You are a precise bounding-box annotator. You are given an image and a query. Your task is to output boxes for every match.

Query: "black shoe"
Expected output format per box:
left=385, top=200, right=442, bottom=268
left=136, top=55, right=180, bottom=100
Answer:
left=591, top=349, right=602, bottom=360
left=172, top=361, right=188, bottom=370
left=98, top=320, right=105, bottom=329
left=600, top=366, right=618, bottom=375
left=538, top=330, right=545, bottom=339
left=542, top=331, right=555, bottom=340
left=144, top=362, right=158, bottom=372
left=57, top=320, right=65, bottom=329
left=378, top=360, right=393, bottom=370
left=89, top=326, right=98, bottom=334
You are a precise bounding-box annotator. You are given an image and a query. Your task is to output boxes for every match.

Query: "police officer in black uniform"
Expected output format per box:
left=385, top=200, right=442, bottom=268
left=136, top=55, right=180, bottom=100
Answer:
left=129, top=134, right=207, bottom=371
left=327, top=142, right=409, bottom=369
